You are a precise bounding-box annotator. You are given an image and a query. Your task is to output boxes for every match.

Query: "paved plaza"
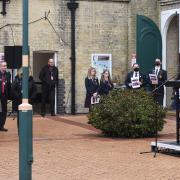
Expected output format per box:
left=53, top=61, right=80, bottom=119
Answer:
left=0, top=114, right=180, bottom=180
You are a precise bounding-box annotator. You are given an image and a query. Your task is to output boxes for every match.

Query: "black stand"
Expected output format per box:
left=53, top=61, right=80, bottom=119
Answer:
left=149, top=81, right=180, bottom=154
left=165, top=82, right=180, bottom=144
left=153, top=90, right=159, bottom=157
left=140, top=74, right=177, bottom=157
left=7, top=100, right=16, bottom=120
left=140, top=87, right=159, bottom=157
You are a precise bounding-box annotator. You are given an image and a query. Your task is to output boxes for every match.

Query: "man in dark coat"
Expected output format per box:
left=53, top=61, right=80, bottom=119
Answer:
left=125, top=63, right=145, bottom=89
left=11, top=73, right=37, bottom=133
left=148, top=59, right=167, bottom=105
left=0, top=61, right=11, bottom=132
left=39, top=58, right=58, bottom=117
left=11, top=73, right=37, bottom=111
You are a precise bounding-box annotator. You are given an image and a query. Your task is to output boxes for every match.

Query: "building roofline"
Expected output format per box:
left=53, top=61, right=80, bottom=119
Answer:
left=76, top=0, right=130, bottom=3
left=159, top=0, right=180, bottom=6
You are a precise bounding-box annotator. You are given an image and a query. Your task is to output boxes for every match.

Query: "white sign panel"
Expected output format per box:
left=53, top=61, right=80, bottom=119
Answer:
left=91, top=54, right=112, bottom=80
left=149, top=73, right=158, bottom=85
left=131, top=77, right=140, bottom=89
left=0, top=53, right=4, bottom=62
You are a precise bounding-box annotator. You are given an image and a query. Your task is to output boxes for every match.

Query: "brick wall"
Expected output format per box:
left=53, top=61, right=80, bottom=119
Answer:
left=2, top=0, right=180, bottom=113
left=71, top=1, right=129, bottom=113
left=128, top=0, right=159, bottom=69
left=57, top=79, right=65, bottom=114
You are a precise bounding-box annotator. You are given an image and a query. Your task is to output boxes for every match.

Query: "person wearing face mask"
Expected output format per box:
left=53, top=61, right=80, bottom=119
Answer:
left=0, top=61, right=11, bottom=132
left=125, top=63, right=145, bottom=89
left=148, top=59, right=167, bottom=105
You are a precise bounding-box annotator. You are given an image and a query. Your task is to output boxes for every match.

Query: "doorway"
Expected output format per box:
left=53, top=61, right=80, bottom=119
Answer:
left=32, top=51, right=58, bottom=114
left=166, top=15, right=179, bottom=108
left=136, top=15, right=162, bottom=74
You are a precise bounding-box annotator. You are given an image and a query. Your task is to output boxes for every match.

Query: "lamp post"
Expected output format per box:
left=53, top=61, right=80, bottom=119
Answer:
left=19, top=0, right=33, bottom=179
left=67, top=0, right=78, bottom=115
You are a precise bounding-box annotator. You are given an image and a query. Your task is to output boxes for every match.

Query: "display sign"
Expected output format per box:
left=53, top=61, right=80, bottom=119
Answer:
left=131, top=53, right=136, bottom=67
left=0, top=53, right=4, bottom=62
left=149, top=73, right=158, bottom=85
left=91, top=95, right=100, bottom=105
left=91, top=54, right=112, bottom=80
left=131, top=77, right=140, bottom=89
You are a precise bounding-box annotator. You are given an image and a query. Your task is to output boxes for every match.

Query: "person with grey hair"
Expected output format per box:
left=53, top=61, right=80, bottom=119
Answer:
left=0, top=61, right=11, bottom=131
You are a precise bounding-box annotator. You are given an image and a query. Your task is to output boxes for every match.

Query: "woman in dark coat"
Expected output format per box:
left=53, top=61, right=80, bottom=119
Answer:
left=100, top=70, right=113, bottom=95
left=84, top=67, right=99, bottom=109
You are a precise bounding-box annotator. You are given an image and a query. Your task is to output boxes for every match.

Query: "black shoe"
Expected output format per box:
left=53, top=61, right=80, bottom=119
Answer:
left=0, top=127, right=8, bottom=132
left=41, top=113, right=45, bottom=117
left=51, top=113, right=55, bottom=116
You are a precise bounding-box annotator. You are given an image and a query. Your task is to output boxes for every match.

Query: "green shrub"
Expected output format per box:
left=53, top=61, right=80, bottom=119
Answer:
left=88, top=89, right=167, bottom=138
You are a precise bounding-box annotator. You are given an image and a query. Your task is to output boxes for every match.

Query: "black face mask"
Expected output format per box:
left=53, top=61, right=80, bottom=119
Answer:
left=134, top=68, right=139, bottom=72
left=155, top=62, right=160, bottom=66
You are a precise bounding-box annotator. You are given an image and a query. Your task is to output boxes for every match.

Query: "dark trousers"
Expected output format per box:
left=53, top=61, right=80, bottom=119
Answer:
left=154, top=94, right=164, bottom=106
left=41, top=86, right=55, bottom=114
left=0, top=96, right=7, bottom=128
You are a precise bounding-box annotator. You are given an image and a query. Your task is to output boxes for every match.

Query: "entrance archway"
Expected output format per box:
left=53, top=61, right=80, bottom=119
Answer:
left=32, top=50, right=58, bottom=114
left=166, top=15, right=179, bottom=107
left=161, top=9, right=180, bottom=107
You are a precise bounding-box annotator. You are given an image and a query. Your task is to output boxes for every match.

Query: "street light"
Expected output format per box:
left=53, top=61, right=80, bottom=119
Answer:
left=19, top=0, right=33, bottom=179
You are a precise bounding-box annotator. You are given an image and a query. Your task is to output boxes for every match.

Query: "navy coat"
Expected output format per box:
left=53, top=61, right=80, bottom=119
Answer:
left=99, top=80, right=113, bottom=95
left=84, top=77, right=99, bottom=108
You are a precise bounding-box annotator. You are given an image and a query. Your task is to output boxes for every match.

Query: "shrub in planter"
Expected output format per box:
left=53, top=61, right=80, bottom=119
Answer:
left=88, top=89, right=166, bottom=138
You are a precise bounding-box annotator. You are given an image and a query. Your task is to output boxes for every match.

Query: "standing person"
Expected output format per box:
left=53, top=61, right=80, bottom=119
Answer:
left=125, top=63, right=145, bottom=89
left=0, top=61, right=11, bottom=132
left=28, top=76, right=37, bottom=105
left=12, top=73, right=37, bottom=111
left=11, top=73, right=37, bottom=134
left=85, top=67, right=99, bottom=109
left=148, top=59, right=167, bottom=106
left=100, top=70, right=113, bottom=95
left=39, top=58, right=58, bottom=117
left=171, top=72, right=180, bottom=110
left=11, top=73, right=22, bottom=112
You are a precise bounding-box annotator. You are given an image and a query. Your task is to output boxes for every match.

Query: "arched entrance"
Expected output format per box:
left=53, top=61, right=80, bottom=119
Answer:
left=161, top=9, right=180, bottom=107
left=166, top=15, right=179, bottom=107
left=136, top=15, right=162, bottom=74
left=32, top=50, right=58, bottom=114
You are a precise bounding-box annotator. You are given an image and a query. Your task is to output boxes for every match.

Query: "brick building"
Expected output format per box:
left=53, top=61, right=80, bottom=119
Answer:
left=0, top=0, right=179, bottom=113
